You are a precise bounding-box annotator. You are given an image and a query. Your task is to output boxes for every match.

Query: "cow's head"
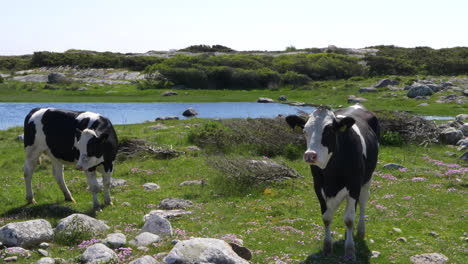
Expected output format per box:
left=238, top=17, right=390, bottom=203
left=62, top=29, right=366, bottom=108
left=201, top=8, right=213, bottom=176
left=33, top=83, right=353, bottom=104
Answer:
left=286, top=106, right=355, bottom=169
left=75, top=129, right=107, bottom=171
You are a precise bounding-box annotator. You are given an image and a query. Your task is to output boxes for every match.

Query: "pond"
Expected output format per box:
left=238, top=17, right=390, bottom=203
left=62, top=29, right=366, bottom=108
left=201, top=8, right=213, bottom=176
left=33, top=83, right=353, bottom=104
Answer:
left=0, top=102, right=316, bottom=130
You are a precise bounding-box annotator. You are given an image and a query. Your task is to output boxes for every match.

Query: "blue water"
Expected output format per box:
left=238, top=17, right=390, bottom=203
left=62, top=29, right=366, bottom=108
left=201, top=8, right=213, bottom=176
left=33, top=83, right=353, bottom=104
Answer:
left=0, top=102, right=316, bottom=130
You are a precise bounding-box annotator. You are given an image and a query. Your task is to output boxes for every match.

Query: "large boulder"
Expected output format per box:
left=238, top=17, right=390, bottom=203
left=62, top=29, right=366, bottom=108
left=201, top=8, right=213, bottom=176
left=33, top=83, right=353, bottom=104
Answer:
left=47, top=73, right=69, bottom=84
left=164, top=238, right=249, bottom=264
left=410, top=253, right=448, bottom=264
left=439, top=128, right=464, bottom=145
left=182, top=108, right=198, bottom=117
left=81, top=243, right=117, bottom=264
left=0, top=219, right=53, bottom=248
left=407, top=85, right=433, bottom=98
left=55, top=214, right=109, bottom=238
left=140, top=215, right=173, bottom=237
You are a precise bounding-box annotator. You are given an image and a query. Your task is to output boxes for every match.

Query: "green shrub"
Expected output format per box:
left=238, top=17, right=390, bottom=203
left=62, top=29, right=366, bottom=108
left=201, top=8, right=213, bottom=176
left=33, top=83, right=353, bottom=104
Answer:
left=280, top=71, right=311, bottom=86
left=0, top=75, right=4, bottom=83
left=380, top=131, right=404, bottom=146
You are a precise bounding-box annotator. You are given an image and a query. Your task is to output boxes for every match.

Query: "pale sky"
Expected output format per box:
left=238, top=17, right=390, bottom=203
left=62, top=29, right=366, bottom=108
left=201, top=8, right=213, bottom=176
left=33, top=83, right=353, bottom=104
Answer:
left=1, top=0, right=466, bottom=55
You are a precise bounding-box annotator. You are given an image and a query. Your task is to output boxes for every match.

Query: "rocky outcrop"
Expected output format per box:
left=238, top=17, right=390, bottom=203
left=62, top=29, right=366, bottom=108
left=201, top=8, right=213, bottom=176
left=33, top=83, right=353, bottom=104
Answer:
left=439, top=128, right=464, bottom=145
left=407, top=85, right=433, bottom=98
left=0, top=219, right=53, bottom=248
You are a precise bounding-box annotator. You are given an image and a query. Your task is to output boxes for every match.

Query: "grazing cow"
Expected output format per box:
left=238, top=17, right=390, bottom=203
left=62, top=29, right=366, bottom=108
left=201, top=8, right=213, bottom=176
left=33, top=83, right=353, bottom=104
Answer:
left=286, top=104, right=379, bottom=260
left=23, top=108, right=118, bottom=209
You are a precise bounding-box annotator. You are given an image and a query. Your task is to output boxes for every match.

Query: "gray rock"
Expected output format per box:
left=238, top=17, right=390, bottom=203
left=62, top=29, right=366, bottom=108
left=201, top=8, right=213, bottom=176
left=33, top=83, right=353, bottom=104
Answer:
left=77, top=87, right=88, bottom=91
left=38, top=249, right=49, bottom=257
left=347, top=95, right=367, bottom=103
left=257, top=97, right=274, bottom=103
left=457, top=138, right=468, bottom=151
left=103, top=233, right=126, bottom=249
left=392, top=228, right=402, bottom=233
left=445, top=152, right=457, bottom=157
left=182, top=108, right=198, bottom=117
left=439, top=128, right=464, bottom=145
left=155, top=116, right=179, bottom=121
left=371, top=251, right=381, bottom=258
left=359, top=87, right=378, bottom=93
left=158, top=198, right=193, bottom=210
left=55, top=214, right=109, bottom=238
left=10, top=74, right=48, bottom=82
left=428, top=232, right=439, bottom=237
left=0, top=219, right=53, bottom=247
left=129, top=232, right=161, bottom=247
left=278, top=95, right=287, bottom=101
left=4, top=247, right=31, bottom=257
left=289, top=102, right=306, bottom=106
left=39, top=242, right=50, bottom=249
left=179, top=180, right=204, bottom=186
left=383, top=163, right=405, bottom=170
left=456, top=114, right=468, bottom=122
left=228, top=242, right=252, bottom=261
left=17, top=134, right=24, bottom=141
left=460, top=152, right=468, bottom=162
left=426, top=84, right=442, bottom=93
left=374, top=79, right=398, bottom=88
left=463, top=89, right=468, bottom=96
left=414, top=96, right=428, bottom=100
left=164, top=238, right=249, bottom=264
left=47, top=73, right=68, bottom=84
left=96, top=177, right=127, bottom=190
left=143, top=183, right=160, bottom=191
left=121, top=202, right=131, bottom=206
left=460, top=123, right=468, bottom=136
left=418, top=103, right=429, bottom=107
left=140, top=215, right=173, bottom=237
left=410, top=253, right=448, bottom=264
left=129, top=255, right=160, bottom=264
left=147, top=123, right=169, bottom=130
left=4, top=256, right=18, bottom=262
left=397, top=237, right=408, bottom=242
left=35, top=257, right=55, bottom=264
left=81, top=243, right=117, bottom=264
left=161, top=91, right=178, bottom=96
left=143, top=210, right=193, bottom=221
left=407, top=85, right=433, bottom=98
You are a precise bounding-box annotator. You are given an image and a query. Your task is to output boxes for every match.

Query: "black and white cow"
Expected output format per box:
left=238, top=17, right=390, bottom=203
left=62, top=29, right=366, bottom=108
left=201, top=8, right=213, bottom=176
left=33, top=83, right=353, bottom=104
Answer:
left=23, top=108, right=118, bottom=209
left=286, top=104, right=379, bottom=260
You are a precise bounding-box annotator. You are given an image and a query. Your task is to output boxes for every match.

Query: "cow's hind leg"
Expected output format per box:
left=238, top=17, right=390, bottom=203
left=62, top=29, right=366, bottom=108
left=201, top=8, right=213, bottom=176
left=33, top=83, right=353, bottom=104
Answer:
left=85, top=170, right=100, bottom=209
left=51, top=160, right=75, bottom=203
left=344, top=196, right=357, bottom=261
left=357, top=181, right=371, bottom=238
left=24, top=146, right=41, bottom=204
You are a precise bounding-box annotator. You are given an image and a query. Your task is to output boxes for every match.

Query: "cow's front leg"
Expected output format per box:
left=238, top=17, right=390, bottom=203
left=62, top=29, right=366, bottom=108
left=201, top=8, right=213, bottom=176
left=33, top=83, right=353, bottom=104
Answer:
left=322, top=207, right=335, bottom=256
left=343, top=196, right=357, bottom=261
left=85, top=170, right=100, bottom=209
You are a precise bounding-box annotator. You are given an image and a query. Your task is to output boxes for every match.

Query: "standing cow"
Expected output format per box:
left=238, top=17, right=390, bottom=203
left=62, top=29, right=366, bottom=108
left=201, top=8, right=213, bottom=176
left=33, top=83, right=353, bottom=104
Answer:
left=23, top=108, right=118, bottom=209
left=286, top=104, right=379, bottom=260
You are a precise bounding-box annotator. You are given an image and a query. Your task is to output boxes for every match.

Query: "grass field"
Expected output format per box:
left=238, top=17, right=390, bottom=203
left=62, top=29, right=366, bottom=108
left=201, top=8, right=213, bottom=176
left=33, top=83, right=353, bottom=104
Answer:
left=0, top=117, right=466, bottom=263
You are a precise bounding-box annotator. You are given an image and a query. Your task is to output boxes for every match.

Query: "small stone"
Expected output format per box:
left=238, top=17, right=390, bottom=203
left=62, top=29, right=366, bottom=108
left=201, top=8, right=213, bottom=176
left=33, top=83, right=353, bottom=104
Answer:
left=121, top=202, right=131, bottom=206
left=410, top=253, right=448, bottom=264
left=371, top=251, right=381, bottom=258
left=77, top=87, right=88, bottom=91
left=459, top=152, right=468, bottom=162
left=143, top=183, right=160, bottom=191
left=179, top=180, right=204, bottom=187
left=143, top=209, right=192, bottom=221
left=393, top=228, right=402, bottom=233
left=140, top=215, right=173, bottom=237
left=397, top=237, right=408, bottom=242
left=445, top=152, right=457, bottom=157
left=257, top=97, right=274, bottom=103
left=137, top=246, right=149, bottom=252
left=35, top=257, right=55, bottom=264
left=369, top=239, right=375, bottom=243
left=4, top=256, right=18, bottom=262
left=129, top=232, right=161, bottom=247
left=359, top=87, right=378, bottom=93
left=158, top=198, right=193, bottom=210
left=383, top=163, right=405, bottom=170
left=278, top=95, right=287, bottom=101
left=39, top=242, right=50, bottom=249
left=38, top=249, right=49, bottom=257
left=103, top=233, right=127, bottom=249
left=429, top=232, right=439, bottom=237
left=418, top=103, right=429, bottom=107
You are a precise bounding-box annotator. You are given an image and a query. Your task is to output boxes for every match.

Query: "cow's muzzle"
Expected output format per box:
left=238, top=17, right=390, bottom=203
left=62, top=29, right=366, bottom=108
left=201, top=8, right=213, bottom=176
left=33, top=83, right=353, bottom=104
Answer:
left=304, top=151, right=318, bottom=164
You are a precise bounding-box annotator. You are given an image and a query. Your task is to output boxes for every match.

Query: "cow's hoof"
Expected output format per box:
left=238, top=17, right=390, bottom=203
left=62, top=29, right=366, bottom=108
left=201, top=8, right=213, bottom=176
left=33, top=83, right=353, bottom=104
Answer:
left=66, top=197, right=76, bottom=203
left=357, top=230, right=365, bottom=238
left=344, top=253, right=356, bottom=262
left=27, top=198, right=37, bottom=204
left=323, top=242, right=333, bottom=256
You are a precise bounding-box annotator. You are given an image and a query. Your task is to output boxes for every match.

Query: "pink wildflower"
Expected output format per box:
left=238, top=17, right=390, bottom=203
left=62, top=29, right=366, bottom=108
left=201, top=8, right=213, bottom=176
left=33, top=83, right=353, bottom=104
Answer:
left=411, top=177, right=427, bottom=182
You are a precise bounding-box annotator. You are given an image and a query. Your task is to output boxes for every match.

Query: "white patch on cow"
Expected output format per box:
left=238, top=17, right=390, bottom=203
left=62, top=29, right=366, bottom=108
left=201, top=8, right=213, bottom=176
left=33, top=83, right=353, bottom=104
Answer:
left=350, top=104, right=363, bottom=109
left=28, top=108, right=52, bottom=151
left=351, top=124, right=367, bottom=158
left=76, top=129, right=104, bottom=170
left=76, top=112, right=101, bottom=128
left=321, top=187, right=349, bottom=214
left=303, top=108, right=335, bottom=169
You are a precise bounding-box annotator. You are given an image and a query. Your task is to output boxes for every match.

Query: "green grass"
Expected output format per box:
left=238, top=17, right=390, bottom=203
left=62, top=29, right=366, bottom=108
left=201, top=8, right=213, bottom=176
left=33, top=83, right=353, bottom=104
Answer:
left=0, top=119, right=466, bottom=263
left=0, top=76, right=467, bottom=116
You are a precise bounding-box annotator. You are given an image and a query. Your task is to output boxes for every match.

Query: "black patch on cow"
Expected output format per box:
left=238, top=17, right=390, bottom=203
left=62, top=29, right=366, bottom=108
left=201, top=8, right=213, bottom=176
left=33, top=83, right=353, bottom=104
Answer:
left=86, top=137, right=103, bottom=158
left=41, top=109, right=82, bottom=162
left=23, top=108, right=41, bottom=147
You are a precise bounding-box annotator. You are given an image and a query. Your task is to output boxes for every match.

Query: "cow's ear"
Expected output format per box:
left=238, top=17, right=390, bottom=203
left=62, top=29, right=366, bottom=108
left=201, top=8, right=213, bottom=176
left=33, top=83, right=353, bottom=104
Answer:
left=335, top=116, right=355, bottom=132
left=285, top=115, right=306, bottom=129
left=99, top=133, right=109, bottom=142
